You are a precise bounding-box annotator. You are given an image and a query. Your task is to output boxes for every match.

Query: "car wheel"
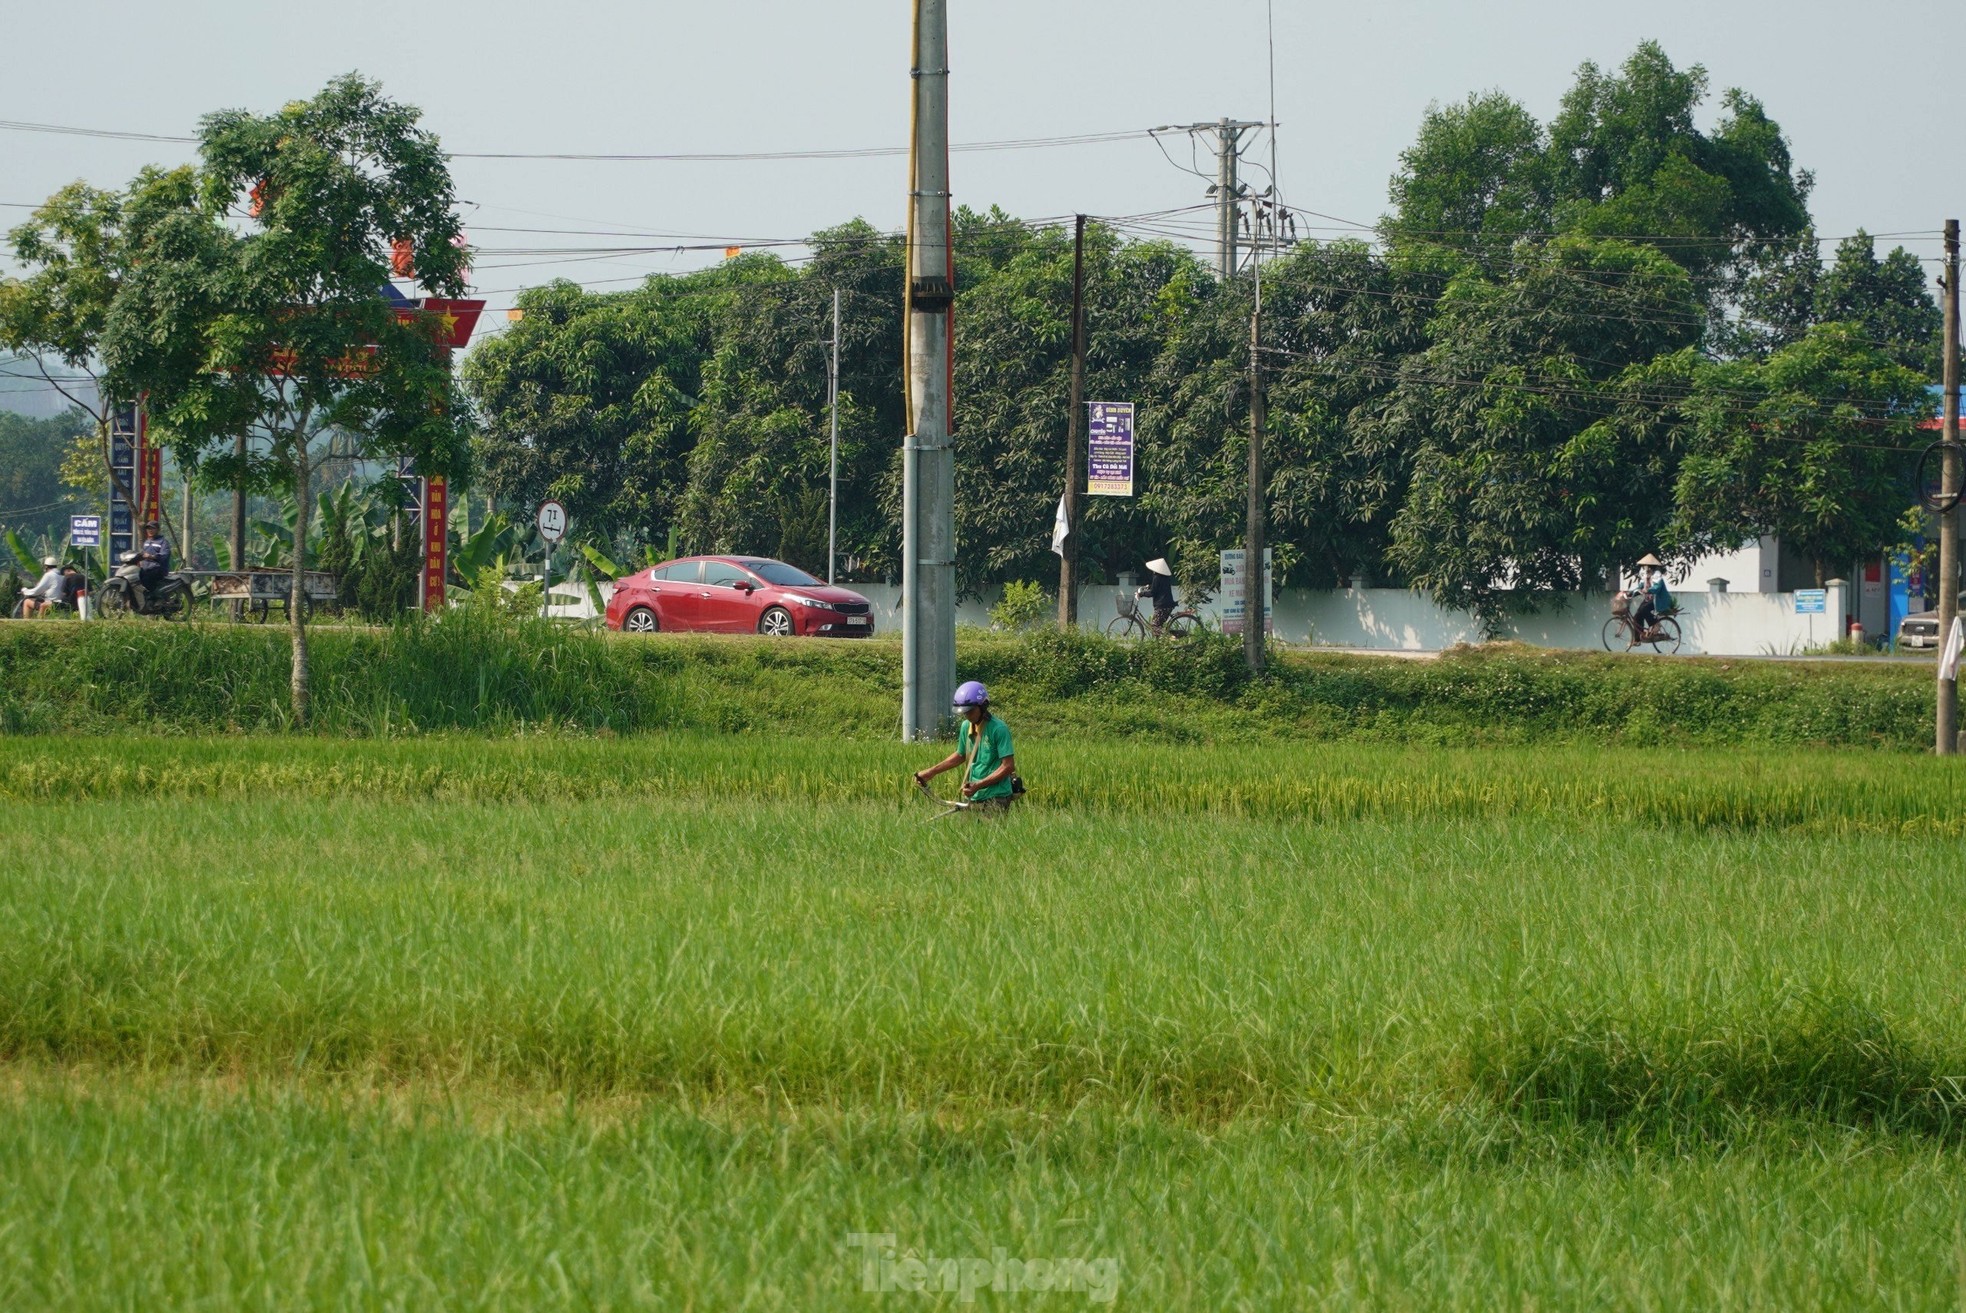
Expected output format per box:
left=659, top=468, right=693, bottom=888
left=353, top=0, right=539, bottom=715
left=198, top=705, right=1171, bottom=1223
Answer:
left=758, top=606, right=794, bottom=637
left=624, top=606, right=659, bottom=634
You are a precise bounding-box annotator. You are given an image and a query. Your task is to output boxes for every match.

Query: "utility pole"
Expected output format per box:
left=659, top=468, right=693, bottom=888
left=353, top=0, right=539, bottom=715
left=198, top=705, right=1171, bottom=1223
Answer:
left=901, top=0, right=956, bottom=740
left=1938, top=218, right=1960, bottom=755
left=1216, top=117, right=1240, bottom=280
left=1059, top=214, right=1087, bottom=629
left=1245, top=305, right=1266, bottom=674
left=828, top=286, right=841, bottom=585
left=230, top=432, right=247, bottom=619
left=180, top=461, right=193, bottom=572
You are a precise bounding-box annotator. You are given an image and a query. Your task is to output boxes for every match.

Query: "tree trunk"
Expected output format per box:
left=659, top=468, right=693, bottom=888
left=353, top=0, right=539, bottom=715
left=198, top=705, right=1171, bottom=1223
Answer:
left=290, top=435, right=311, bottom=727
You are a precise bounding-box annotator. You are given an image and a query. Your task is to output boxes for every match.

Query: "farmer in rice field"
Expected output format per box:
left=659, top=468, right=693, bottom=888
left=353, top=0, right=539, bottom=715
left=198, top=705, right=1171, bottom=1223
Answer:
left=912, top=680, right=1021, bottom=814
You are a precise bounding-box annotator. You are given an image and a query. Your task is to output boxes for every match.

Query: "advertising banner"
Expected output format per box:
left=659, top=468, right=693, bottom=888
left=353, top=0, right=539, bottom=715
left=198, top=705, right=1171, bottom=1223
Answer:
left=1087, top=402, right=1135, bottom=497
left=1219, top=547, right=1273, bottom=636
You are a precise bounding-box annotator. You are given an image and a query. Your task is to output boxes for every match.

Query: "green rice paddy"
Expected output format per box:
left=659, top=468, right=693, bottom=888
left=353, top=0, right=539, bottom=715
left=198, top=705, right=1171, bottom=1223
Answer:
left=4, top=732, right=1965, bottom=1308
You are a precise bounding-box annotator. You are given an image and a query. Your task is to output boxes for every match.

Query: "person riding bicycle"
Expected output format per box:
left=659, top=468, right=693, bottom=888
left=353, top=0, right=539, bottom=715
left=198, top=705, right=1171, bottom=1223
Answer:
left=912, top=680, right=1020, bottom=814
left=1140, top=557, right=1176, bottom=633
left=1629, top=553, right=1673, bottom=641
left=19, top=556, right=63, bottom=618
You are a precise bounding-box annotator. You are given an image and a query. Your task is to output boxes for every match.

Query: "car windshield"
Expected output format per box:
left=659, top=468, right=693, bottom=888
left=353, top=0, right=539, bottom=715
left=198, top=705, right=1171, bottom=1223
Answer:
left=743, top=559, right=823, bottom=587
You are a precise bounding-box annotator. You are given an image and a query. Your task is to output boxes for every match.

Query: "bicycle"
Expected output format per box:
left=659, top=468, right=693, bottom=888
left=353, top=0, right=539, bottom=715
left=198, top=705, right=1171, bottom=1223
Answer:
left=1106, top=589, right=1203, bottom=640
left=1601, top=598, right=1682, bottom=654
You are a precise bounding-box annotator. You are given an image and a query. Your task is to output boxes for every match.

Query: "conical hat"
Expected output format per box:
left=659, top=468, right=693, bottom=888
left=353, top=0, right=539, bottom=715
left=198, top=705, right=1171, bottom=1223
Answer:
left=1146, top=558, right=1172, bottom=576
left=1636, top=553, right=1662, bottom=567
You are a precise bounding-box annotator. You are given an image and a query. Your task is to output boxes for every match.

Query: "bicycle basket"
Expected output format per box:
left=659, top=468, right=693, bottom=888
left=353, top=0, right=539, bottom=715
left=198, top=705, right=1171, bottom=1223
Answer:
left=1114, top=593, right=1139, bottom=618
left=1610, top=593, right=1630, bottom=617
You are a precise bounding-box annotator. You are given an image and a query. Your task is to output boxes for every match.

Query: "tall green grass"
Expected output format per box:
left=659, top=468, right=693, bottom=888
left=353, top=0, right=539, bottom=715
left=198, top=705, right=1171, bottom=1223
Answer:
left=4, top=734, right=1961, bottom=836
left=6, top=1085, right=1966, bottom=1310
left=10, top=737, right=1966, bottom=1306
left=0, top=615, right=1938, bottom=746
left=6, top=744, right=1966, bottom=1132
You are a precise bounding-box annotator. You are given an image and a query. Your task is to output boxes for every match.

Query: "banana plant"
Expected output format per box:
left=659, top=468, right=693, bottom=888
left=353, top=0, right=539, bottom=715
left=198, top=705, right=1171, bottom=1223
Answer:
left=449, top=513, right=519, bottom=590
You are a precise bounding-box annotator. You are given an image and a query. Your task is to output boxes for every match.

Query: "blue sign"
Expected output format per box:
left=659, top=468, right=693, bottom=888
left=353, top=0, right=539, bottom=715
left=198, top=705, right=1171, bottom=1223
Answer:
left=1087, top=402, right=1135, bottom=497
left=70, top=515, right=102, bottom=547
left=1794, top=588, right=1827, bottom=615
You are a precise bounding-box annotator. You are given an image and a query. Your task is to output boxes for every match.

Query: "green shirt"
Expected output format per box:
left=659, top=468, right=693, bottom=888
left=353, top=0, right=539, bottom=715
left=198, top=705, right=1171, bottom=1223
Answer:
left=957, top=715, right=1016, bottom=800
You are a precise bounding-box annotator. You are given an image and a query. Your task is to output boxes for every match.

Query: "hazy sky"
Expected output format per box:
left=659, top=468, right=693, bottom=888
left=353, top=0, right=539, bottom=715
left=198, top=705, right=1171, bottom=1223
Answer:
left=4, top=0, right=1962, bottom=354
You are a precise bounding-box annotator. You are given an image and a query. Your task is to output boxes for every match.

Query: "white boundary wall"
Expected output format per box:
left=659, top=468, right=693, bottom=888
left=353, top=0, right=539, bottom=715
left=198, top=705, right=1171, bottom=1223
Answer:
left=852, top=581, right=1849, bottom=656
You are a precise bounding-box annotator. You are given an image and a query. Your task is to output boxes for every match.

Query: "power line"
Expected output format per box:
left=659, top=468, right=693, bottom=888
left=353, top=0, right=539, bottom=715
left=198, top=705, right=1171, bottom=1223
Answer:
left=0, top=116, right=1157, bottom=162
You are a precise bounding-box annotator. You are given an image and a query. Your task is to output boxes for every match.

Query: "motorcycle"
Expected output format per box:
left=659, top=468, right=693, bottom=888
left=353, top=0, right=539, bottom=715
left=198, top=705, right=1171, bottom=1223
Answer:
left=97, top=551, right=195, bottom=620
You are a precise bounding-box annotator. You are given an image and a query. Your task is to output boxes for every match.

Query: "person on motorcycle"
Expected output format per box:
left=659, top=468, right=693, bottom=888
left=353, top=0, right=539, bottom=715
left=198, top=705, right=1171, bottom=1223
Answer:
left=912, top=680, right=1020, bottom=814
left=135, top=521, right=170, bottom=607
left=1628, top=553, right=1672, bottom=641
left=1141, top=557, right=1176, bottom=633
left=19, top=556, right=63, bottom=618
left=58, top=564, right=86, bottom=611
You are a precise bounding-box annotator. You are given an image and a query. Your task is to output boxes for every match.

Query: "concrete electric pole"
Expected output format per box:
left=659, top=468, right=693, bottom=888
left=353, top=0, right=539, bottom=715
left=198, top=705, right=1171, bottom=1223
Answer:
left=1058, top=214, right=1086, bottom=629
left=901, top=0, right=956, bottom=740
left=1212, top=119, right=1263, bottom=278
left=1938, top=218, right=1960, bottom=755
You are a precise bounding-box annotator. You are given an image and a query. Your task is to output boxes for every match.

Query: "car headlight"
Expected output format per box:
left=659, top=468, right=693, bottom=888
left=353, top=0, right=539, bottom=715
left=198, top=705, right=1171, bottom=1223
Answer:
left=784, top=594, right=836, bottom=611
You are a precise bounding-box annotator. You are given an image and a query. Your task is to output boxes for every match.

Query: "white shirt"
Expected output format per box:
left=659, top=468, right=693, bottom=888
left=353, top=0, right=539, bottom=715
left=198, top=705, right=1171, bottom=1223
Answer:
left=23, top=567, right=63, bottom=600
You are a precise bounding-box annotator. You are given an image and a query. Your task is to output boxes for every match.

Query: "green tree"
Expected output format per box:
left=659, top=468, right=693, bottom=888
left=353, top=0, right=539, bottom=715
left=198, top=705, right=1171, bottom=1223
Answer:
left=104, top=75, right=472, bottom=723
left=0, top=407, right=92, bottom=539
left=951, top=221, right=1197, bottom=592
left=1812, top=231, right=1941, bottom=373
left=465, top=271, right=717, bottom=548
left=0, top=172, right=203, bottom=556
left=675, top=222, right=906, bottom=575
left=1671, top=321, right=1928, bottom=584
left=1383, top=237, right=1704, bottom=620
left=1146, top=240, right=1430, bottom=594
left=1548, top=42, right=1811, bottom=295
left=1384, top=92, right=1551, bottom=276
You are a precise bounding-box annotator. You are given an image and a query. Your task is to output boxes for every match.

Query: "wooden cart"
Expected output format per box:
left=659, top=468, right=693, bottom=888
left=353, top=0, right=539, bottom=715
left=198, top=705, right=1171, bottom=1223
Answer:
left=204, top=570, right=339, bottom=623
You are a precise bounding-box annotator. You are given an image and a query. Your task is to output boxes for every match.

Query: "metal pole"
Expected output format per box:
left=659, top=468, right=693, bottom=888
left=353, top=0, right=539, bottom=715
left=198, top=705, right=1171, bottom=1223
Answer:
left=902, top=0, right=956, bottom=740
left=829, top=286, right=841, bottom=585
left=1939, top=218, right=1960, bottom=755
left=1216, top=117, right=1237, bottom=279
left=1059, top=214, right=1086, bottom=629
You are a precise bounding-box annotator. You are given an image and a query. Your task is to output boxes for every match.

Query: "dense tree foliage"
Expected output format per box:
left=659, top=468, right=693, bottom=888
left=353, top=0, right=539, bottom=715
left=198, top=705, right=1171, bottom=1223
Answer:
left=0, top=407, right=91, bottom=540
left=459, top=43, right=1937, bottom=617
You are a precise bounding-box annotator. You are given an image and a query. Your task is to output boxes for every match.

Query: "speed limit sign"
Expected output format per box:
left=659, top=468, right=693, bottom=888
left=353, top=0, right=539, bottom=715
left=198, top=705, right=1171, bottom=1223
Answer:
left=536, top=499, right=568, bottom=545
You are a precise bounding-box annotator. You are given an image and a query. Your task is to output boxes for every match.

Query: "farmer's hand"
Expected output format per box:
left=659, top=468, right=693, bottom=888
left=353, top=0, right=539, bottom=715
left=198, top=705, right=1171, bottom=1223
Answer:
left=912, top=770, right=928, bottom=787
left=960, top=780, right=978, bottom=798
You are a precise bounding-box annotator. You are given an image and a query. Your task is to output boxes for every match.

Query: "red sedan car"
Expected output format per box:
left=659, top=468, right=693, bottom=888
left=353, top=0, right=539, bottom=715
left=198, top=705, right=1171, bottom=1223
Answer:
left=604, top=555, right=877, bottom=637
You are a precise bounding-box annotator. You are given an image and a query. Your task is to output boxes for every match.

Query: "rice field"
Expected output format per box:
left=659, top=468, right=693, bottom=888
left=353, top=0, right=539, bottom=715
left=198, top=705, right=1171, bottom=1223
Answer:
left=4, top=733, right=1966, bottom=1309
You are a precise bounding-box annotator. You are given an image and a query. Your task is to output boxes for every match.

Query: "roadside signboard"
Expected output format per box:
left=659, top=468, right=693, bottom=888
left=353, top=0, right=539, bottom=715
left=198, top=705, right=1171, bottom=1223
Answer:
left=537, top=499, right=568, bottom=545
left=70, top=515, right=102, bottom=547
left=1794, top=588, right=1827, bottom=615
left=1219, top=547, right=1273, bottom=636
left=1087, top=402, right=1135, bottom=497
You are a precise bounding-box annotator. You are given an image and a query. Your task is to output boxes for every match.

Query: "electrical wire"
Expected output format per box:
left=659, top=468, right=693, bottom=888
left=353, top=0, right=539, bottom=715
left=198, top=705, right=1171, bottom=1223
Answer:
left=0, top=116, right=1157, bottom=162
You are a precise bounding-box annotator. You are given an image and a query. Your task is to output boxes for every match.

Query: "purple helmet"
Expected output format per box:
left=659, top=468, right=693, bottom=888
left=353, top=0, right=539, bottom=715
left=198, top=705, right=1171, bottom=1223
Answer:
left=953, top=680, right=989, bottom=708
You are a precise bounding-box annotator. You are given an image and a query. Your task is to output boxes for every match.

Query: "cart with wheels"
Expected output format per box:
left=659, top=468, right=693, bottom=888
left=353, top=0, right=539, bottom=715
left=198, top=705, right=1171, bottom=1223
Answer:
left=206, top=570, right=338, bottom=623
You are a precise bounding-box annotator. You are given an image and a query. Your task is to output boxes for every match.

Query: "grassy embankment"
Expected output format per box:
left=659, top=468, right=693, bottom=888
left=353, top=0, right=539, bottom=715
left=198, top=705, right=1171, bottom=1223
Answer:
left=0, top=611, right=1938, bottom=746
left=4, top=733, right=1966, bottom=1306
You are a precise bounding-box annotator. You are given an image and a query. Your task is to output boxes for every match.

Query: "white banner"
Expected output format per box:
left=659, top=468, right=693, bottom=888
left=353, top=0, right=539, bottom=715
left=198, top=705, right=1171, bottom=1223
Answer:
left=1219, top=548, right=1272, bottom=636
